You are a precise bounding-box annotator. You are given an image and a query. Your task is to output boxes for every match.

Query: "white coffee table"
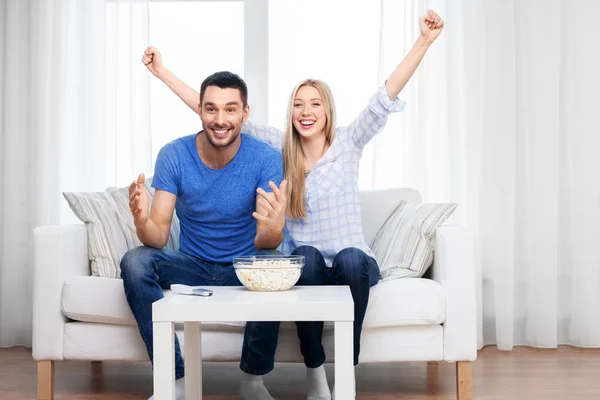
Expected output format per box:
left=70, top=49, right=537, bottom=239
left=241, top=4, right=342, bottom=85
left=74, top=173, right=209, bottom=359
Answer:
left=152, top=285, right=355, bottom=400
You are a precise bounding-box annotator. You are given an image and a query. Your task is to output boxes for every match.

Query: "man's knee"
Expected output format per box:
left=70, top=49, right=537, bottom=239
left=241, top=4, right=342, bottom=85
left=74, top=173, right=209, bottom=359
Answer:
left=120, top=246, right=159, bottom=282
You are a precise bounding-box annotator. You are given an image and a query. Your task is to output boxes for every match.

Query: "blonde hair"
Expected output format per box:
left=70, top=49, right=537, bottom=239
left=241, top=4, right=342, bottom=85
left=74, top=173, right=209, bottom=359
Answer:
left=284, top=79, right=336, bottom=220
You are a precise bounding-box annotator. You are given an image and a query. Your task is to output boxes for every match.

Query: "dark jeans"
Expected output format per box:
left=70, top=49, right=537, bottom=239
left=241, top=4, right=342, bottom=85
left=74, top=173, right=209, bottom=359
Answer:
left=241, top=245, right=380, bottom=373
left=120, top=246, right=280, bottom=380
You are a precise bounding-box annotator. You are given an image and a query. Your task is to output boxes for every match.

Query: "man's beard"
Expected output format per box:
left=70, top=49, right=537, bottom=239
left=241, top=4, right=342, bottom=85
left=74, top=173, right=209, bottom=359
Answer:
left=204, top=126, right=241, bottom=150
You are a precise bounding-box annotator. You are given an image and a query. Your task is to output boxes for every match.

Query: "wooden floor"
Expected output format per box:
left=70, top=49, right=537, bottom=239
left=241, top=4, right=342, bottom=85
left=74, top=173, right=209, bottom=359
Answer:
left=1, top=346, right=599, bottom=399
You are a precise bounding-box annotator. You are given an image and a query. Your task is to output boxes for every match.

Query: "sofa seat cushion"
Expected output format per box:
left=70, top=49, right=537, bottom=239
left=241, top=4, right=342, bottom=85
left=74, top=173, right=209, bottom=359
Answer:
left=61, top=276, right=246, bottom=328
left=364, top=278, right=445, bottom=327
left=62, top=276, right=445, bottom=328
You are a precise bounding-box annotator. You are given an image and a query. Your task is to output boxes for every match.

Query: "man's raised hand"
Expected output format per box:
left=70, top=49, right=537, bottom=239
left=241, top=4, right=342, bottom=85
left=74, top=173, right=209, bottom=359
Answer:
left=141, top=46, right=165, bottom=77
left=129, top=173, right=149, bottom=227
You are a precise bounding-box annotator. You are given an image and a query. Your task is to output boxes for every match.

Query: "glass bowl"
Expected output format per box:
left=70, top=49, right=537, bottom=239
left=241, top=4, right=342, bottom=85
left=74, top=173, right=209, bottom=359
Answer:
left=233, top=255, right=305, bottom=291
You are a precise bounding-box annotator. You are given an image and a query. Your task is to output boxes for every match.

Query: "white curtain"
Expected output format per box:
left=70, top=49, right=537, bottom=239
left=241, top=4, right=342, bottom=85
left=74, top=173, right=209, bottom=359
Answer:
left=0, top=0, right=149, bottom=347
left=369, top=0, right=600, bottom=349
left=2, top=0, right=598, bottom=351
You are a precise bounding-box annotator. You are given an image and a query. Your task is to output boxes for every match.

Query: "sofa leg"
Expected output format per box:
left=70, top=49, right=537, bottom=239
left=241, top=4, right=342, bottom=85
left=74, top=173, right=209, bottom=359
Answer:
left=37, top=360, right=55, bottom=400
left=91, top=360, right=103, bottom=374
left=456, top=361, right=472, bottom=400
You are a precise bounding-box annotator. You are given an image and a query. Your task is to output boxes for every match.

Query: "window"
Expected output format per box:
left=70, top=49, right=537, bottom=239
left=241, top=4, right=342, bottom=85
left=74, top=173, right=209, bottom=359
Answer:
left=148, top=1, right=245, bottom=162
left=267, top=0, right=382, bottom=189
left=106, top=1, right=408, bottom=190
left=267, top=0, right=380, bottom=131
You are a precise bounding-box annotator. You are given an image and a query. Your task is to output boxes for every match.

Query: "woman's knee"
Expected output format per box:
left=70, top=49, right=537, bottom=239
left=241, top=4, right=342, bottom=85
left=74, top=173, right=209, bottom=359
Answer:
left=333, top=247, right=372, bottom=279
left=292, top=245, right=322, bottom=260
left=293, top=245, right=326, bottom=268
left=292, top=246, right=328, bottom=284
left=334, top=247, right=369, bottom=266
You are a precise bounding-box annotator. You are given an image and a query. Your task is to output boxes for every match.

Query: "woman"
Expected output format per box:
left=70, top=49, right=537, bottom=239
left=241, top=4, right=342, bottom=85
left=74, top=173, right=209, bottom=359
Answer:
left=144, top=10, right=444, bottom=400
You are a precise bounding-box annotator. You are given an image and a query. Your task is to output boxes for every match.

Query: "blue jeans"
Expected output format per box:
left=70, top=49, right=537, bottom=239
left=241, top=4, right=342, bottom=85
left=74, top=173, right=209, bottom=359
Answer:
left=241, top=246, right=380, bottom=373
left=120, top=246, right=280, bottom=380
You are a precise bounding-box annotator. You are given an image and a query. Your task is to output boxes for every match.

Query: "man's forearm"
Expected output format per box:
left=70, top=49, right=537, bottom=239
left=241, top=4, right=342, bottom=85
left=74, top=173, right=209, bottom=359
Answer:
left=254, top=227, right=284, bottom=250
left=135, top=219, right=170, bottom=249
left=385, top=36, right=432, bottom=100
left=156, top=68, right=200, bottom=113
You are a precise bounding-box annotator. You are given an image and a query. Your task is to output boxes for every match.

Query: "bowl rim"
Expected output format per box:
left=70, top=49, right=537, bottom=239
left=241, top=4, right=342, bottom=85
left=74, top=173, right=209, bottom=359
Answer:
left=233, top=255, right=305, bottom=269
left=233, top=255, right=305, bottom=262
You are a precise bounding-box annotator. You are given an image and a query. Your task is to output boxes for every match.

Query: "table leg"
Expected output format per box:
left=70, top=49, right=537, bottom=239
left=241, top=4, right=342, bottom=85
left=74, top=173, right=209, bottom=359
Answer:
left=153, top=321, right=175, bottom=400
left=334, top=321, right=355, bottom=400
left=184, top=322, right=202, bottom=399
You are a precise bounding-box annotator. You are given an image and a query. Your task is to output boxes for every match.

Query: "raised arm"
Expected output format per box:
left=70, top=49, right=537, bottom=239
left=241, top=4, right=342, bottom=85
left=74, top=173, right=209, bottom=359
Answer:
left=385, top=9, right=444, bottom=100
left=243, top=120, right=284, bottom=151
left=142, top=46, right=284, bottom=150
left=350, top=10, right=444, bottom=149
left=142, top=46, right=200, bottom=112
left=129, top=173, right=176, bottom=249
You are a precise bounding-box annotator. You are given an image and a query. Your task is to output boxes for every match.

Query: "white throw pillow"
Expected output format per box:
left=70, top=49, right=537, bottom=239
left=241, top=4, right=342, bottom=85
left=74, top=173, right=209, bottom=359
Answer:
left=371, top=202, right=457, bottom=280
left=63, top=178, right=180, bottom=278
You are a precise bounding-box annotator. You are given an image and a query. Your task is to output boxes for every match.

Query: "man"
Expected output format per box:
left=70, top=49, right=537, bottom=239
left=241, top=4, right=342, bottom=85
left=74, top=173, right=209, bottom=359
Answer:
left=121, top=71, right=286, bottom=400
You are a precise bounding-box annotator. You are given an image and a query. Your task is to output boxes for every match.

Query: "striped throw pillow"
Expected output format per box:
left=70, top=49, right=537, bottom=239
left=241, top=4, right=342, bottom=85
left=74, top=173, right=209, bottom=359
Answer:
left=63, top=178, right=180, bottom=278
left=371, top=202, right=457, bottom=280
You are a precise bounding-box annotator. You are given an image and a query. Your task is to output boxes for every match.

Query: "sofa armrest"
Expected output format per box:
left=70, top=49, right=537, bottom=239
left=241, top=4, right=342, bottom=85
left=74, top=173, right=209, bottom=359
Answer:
left=432, top=226, right=477, bottom=362
left=32, top=225, right=89, bottom=360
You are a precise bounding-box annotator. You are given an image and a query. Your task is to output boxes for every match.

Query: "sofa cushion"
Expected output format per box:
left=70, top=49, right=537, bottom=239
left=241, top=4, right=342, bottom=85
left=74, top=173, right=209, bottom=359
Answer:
left=364, top=278, right=445, bottom=327
left=371, top=202, right=457, bottom=279
left=63, top=177, right=180, bottom=278
left=359, top=188, right=421, bottom=246
left=62, top=276, right=445, bottom=328
left=61, top=276, right=245, bottom=327
left=62, top=276, right=136, bottom=325
left=62, top=321, right=444, bottom=363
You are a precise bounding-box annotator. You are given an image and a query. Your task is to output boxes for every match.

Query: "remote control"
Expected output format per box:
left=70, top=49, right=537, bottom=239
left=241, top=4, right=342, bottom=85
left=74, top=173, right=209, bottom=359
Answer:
left=171, top=284, right=213, bottom=297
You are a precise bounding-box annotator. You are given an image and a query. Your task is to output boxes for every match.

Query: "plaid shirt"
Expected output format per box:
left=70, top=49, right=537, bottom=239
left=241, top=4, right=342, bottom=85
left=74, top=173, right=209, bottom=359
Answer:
left=243, top=86, right=406, bottom=266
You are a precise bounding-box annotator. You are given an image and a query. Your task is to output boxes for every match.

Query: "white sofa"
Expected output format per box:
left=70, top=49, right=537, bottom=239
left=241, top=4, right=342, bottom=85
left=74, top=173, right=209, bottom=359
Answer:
left=32, top=188, right=477, bottom=400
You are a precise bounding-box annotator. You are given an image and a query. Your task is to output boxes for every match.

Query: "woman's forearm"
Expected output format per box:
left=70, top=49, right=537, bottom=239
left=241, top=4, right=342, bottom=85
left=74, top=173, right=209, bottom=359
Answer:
left=385, top=36, right=432, bottom=100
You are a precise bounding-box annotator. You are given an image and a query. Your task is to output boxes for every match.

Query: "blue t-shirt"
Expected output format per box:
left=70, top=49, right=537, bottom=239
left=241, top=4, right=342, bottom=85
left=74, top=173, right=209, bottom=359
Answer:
left=151, top=132, right=283, bottom=263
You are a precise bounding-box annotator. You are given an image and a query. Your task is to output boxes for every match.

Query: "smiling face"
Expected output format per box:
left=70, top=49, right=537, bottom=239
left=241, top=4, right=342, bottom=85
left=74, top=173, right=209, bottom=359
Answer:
left=291, top=85, right=328, bottom=141
left=282, top=79, right=337, bottom=219
left=198, top=85, right=249, bottom=149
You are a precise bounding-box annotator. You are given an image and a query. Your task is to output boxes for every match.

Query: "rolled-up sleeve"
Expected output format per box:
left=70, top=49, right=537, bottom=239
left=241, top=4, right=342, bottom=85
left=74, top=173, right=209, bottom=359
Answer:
left=350, top=86, right=406, bottom=150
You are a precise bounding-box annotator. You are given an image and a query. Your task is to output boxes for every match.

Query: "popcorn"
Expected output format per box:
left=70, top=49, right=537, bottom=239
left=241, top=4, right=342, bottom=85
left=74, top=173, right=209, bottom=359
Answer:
left=235, top=259, right=302, bottom=291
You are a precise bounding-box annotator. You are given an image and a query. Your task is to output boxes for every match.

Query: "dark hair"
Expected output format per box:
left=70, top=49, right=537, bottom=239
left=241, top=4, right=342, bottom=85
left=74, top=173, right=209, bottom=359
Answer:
left=200, top=71, right=248, bottom=106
